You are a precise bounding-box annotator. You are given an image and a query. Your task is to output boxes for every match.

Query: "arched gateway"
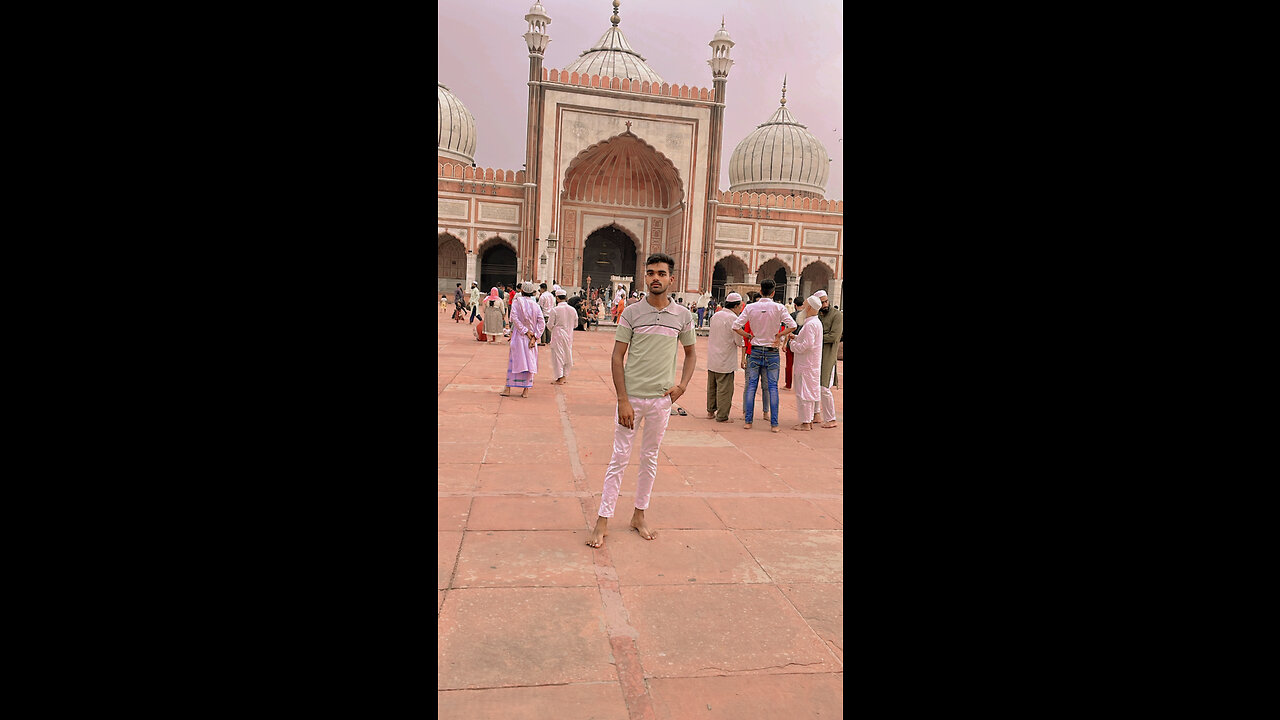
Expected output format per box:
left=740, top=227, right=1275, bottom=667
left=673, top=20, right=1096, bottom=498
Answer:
left=557, top=130, right=685, bottom=289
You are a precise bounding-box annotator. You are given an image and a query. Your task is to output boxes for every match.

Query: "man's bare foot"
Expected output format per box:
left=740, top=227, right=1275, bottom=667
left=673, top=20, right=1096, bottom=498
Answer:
left=791, top=423, right=812, bottom=431
left=630, top=510, right=656, bottom=540
left=743, top=423, right=753, bottom=429
left=771, top=425, right=781, bottom=433
left=552, top=378, right=565, bottom=384
left=821, top=421, right=837, bottom=428
left=521, top=388, right=530, bottom=397
left=716, top=417, right=734, bottom=423
left=706, top=412, right=716, bottom=419
left=586, top=518, right=609, bottom=548
left=499, top=390, right=510, bottom=396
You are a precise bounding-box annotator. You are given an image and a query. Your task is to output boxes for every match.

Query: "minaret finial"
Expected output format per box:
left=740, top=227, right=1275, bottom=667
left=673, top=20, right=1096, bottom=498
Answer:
left=780, top=76, right=787, bottom=105
left=611, top=0, right=620, bottom=26
left=721, top=16, right=725, bottom=29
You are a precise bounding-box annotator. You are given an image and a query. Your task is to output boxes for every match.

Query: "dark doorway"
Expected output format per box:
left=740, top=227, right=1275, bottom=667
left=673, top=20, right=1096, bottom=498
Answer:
left=480, top=244, right=517, bottom=293
left=582, top=225, right=637, bottom=288
left=711, top=262, right=727, bottom=302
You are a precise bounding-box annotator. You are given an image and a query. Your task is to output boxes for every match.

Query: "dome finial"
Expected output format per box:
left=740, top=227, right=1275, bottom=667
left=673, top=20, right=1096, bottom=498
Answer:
left=780, top=76, right=787, bottom=105
left=721, top=16, right=725, bottom=29
left=611, top=0, right=620, bottom=26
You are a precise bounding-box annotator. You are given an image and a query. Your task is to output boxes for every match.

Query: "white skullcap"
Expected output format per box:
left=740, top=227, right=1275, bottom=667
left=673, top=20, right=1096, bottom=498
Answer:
left=555, top=289, right=567, bottom=297
left=814, top=290, right=828, bottom=299
left=725, top=292, right=742, bottom=302
left=522, top=281, right=536, bottom=293
left=807, top=295, right=822, bottom=310
left=553, top=284, right=561, bottom=292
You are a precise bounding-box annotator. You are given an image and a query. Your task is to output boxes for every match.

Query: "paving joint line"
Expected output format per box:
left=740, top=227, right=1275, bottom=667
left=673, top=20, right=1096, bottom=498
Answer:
left=556, top=385, right=657, bottom=720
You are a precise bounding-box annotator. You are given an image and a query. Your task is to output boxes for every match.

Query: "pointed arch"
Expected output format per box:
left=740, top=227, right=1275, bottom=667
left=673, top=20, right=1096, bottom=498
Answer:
left=561, top=132, right=685, bottom=209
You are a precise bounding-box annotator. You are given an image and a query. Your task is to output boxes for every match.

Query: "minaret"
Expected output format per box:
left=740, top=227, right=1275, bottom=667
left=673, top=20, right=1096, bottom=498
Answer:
left=523, top=2, right=552, bottom=281
left=703, top=18, right=735, bottom=293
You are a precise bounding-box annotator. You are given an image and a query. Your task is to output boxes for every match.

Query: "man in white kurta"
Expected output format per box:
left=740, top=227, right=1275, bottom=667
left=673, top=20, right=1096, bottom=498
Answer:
left=548, top=289, right=578, bottom=384
left=786, top=295, right=824, bottom=430
left=502, top=282, right=546, bottom=397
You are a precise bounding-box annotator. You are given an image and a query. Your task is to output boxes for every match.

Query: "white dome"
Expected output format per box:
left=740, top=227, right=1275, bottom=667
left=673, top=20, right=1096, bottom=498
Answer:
left=438, top=82, right=476, bottom=165
left=728, top=97, right=829, bottom=198
left=562, top=25, right=663, bottom=85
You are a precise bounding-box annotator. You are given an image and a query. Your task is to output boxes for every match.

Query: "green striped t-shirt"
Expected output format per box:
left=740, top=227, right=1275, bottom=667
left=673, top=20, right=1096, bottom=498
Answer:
left=614, top=300, right=696, bottom=398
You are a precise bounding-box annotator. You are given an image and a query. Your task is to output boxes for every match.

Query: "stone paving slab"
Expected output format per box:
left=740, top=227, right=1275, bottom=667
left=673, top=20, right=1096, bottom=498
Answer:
left=439, top=683, right=631, bottom=720
left=437, top=310, right=843, bottom=715
left=474, top=464, right=578, bottom=494
left=704, top=497, right=844, bottom=530
left=467, top=496, right=584, bottom=530
left=607, top=529, right=772, bottom=586
left=438, top=587, right=617, bottom=689
left=438, top=531, right=464, bottom=590
left=623, top=584, right=842, bottom=677
left=437, top=497, right=471, bottom=531
left=778, top=582, right=845, bottom=662
left=648, top=673, right=844, bottom=719
left=453, top=530, right=598, bottom=588
left=734, top=530, right=845, bottom=583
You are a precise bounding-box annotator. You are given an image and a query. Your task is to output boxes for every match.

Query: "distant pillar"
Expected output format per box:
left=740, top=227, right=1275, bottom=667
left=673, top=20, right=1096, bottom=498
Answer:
left=465, top=251, right=478, bottom=289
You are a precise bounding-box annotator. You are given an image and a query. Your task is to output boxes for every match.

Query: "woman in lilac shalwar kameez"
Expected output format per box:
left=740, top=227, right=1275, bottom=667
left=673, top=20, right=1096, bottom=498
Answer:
left=502, top=282, right=546, bottom=397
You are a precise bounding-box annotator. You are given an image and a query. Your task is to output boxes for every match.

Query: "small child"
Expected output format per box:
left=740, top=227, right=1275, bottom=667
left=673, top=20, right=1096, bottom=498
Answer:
left=440, top=294, right=449, bottom=312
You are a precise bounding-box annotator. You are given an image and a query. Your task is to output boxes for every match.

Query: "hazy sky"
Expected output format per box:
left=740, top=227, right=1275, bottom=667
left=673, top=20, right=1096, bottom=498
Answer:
left=438, top=0, right=843, bottom=200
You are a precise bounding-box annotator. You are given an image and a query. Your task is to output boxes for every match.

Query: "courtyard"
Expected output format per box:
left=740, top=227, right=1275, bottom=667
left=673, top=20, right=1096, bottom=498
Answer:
left=437, top=309, right=844, bottom=718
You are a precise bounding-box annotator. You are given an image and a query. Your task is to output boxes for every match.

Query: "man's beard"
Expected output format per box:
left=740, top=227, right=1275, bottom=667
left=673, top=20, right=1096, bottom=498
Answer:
left=820, top=307, right=830, bottom=315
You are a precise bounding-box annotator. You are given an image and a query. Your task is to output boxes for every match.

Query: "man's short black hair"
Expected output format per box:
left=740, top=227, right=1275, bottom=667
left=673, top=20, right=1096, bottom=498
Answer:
left=457, top=283, right=462, bottom=287
left=795, top=297, right=803, bottom=305
left=724, top=300, right=741, bottom=310
left=760, top=279, right=775, bottom=296
left=540, top=283, right=548, bottom=290
left=645, top=253, right=676, bottom=272
left=747, top=291, right=760, bottom=302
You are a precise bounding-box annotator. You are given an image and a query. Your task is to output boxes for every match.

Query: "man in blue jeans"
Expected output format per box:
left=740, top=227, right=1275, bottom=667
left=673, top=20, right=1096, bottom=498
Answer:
left=732, top=278, right=797, bottom=432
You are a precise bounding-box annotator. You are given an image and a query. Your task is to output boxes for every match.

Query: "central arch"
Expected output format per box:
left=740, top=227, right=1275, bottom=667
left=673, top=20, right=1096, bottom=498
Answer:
left=581, top=224, right=638, bottom=294
left=559, top=130, right=685, bottom=288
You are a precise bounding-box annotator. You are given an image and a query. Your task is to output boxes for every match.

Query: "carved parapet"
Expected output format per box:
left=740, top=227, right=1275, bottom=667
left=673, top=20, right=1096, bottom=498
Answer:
left=542, top=68, right=715, bottom=103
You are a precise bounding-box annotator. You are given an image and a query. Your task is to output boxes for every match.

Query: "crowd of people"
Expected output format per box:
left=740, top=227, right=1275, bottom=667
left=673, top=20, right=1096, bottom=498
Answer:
left=440, top=255, right=843, bottom=549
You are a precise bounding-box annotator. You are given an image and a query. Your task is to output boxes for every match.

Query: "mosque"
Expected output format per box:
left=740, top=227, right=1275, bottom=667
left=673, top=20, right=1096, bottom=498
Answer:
left=437, top=1, right=843, bottom=309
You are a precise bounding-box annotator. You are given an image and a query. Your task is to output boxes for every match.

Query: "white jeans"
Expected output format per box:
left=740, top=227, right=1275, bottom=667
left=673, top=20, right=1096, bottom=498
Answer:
left=598, top=395, right=671, bottom=518
left=820, top=364, right=837, bottom=422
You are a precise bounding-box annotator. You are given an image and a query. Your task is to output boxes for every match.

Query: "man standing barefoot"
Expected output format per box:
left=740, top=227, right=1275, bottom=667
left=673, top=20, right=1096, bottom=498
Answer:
left=586, top=253, right=697, bottom=548
left=788, top=295, right=823, bottom=430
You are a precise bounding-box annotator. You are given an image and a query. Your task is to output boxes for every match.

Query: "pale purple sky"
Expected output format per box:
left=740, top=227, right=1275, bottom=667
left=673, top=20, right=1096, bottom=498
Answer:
left=438, top=0, right=844, bottom=200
